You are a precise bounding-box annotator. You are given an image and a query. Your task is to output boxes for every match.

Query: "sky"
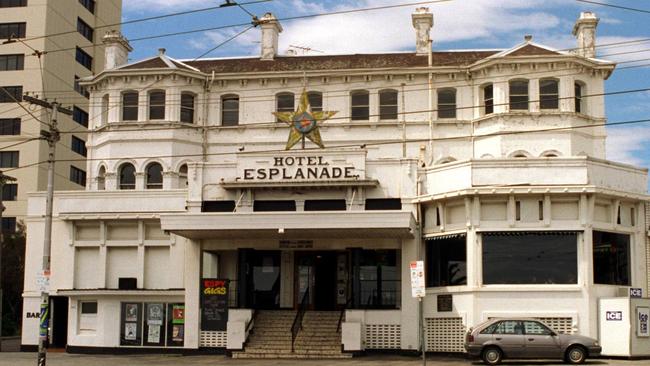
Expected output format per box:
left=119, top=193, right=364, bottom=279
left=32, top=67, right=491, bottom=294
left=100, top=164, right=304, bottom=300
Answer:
left=121, top=0, right=650, bottom=175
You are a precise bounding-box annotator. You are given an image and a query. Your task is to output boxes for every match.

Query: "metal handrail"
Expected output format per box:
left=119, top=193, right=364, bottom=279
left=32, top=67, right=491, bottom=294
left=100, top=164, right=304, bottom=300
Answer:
left=291, top=288, right=309, bottom=353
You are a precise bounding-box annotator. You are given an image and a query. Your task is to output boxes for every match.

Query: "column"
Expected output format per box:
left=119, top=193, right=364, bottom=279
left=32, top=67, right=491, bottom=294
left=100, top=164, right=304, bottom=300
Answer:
left=135, top=172, right=145, bottom=190
left=400, top=232, right=420, bottom=351
left=493, top=81, right=508, bottom=114
left=529, top=78, right=540, bottom=113
left=184, top=238, right=202, bottom=349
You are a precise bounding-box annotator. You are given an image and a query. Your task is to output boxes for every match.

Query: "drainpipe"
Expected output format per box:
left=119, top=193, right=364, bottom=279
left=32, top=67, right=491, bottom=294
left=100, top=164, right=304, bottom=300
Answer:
left=427, top=39, right=434, bottom=166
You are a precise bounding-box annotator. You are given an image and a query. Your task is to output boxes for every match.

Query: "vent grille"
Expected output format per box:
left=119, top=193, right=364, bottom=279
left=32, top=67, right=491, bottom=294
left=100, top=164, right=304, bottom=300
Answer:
left=365, top=324, right=401, bottom=349
left=425, top=317, right=466, bottom=353
left=537, top=317, right=574, bottom=334
left=200, top=331, right=227, bottom=348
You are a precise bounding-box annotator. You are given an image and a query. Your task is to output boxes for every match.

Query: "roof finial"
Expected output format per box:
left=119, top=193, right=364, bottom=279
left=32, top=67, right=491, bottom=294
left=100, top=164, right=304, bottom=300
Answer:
left=158, top=48, right=166, bottom=56
left=524, top=35, right=533, bottom=42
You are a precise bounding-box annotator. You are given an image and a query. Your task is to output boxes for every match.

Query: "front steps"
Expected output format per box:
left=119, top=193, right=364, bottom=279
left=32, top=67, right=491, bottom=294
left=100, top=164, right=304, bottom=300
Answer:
left=232, top=310, right=352, bottom=359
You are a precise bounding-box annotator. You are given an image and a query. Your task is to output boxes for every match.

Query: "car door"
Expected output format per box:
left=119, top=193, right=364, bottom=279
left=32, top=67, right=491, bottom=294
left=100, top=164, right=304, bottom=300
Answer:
left=523, top=321, right=563, bottom=359
left=492, top=320, right=526, bottom=358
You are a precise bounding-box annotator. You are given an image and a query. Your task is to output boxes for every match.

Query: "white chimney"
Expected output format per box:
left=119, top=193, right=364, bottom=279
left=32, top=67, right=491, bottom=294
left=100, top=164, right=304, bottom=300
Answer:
left=102, top=30, right=133, bottom=70
left=572, top=11, right=599, bottom=58
left=412, top=7, right=433, bottom=56
left=260, top=13, right=283, bottom=61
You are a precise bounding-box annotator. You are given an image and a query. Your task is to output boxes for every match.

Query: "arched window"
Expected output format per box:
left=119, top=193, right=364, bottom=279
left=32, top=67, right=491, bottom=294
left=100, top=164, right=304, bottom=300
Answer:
left=540, top=79, right=559, bottom=110
left=221, top=94, right=239, bottom=126
left=510, top=150, right=530, bottom=158
left=379, top=89, right=398, bottom=120
left=118, top=163, right=136, bottom=190
left=509, top=80, right=529, bottom=111
left=97, top=166, right=106, bottom=190
left=101, top=94, right=109, bottom=125
left=276, top=92, right=295, bottom=121
left=482, top=84, right=494, bottom=115
left=180, top=93, right=195, bottom=123
left=149, top=90, right=165, bottom=120
left=351, top=90, right=369, bottom=121
left=575, top=82, right=585, bottom=114
left=541, top=150, right=561, bottom=158
left=145, top=163, right=163, bottom=189
left=179, top=164, right=188, bottom=188
left=122, top=91, right=138, bottom=121
left=438, top=89, right=457, bottom=119
left=307, top=91, right=322, bottom=112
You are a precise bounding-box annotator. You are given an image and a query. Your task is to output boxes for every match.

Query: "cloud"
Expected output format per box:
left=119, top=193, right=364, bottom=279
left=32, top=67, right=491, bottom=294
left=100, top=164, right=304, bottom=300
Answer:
left=597, top=36, right=650, bottom=67
left=606, top=126, right=650, bottom=166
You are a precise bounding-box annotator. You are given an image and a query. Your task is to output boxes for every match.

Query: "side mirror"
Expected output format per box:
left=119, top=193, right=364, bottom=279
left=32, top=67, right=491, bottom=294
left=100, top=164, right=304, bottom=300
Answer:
left=550, top=331, right=557, bottom=337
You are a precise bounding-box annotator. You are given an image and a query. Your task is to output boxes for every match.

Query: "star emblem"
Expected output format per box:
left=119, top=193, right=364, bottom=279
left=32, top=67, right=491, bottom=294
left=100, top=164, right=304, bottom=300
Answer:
left=273, top=90, right=337, bottom=150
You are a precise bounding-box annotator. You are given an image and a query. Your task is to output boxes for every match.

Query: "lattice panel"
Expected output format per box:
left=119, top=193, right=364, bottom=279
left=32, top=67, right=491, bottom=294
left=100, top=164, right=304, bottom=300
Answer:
left=200, top=331, right=227, bottom=348
left=365, top=324, right=401, bottom=349
left=425, top=317, right=466, bottom=353
left=536, top=317, right=574, bottom=334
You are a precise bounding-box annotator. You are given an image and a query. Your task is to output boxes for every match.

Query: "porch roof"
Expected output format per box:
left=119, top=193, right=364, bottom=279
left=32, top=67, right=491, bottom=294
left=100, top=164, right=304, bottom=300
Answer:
left=160, top=211, right=417, bottom=239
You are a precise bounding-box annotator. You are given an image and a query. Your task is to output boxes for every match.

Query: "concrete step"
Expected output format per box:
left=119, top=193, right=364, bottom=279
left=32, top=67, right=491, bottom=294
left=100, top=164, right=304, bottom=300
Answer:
left=233, top=352, right=352, bottom=359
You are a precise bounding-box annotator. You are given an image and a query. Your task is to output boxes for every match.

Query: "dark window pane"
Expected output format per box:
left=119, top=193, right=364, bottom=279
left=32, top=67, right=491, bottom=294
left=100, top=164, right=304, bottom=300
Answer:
left=253, top=200, right=296, bottom=212
left=575, top=83, right=583, bottom=114
left=119, top=164, right=136, bottom=190
left=0, top=22, right=26, bottom=39
left=0, top=151, right=18, bottom=167
left=354, top=250, right=399, bottom=309
left=0, top=118, right=20, bottom=135
left=0, top=54, right=24, bottom=71
left=2, top=183, right=17, bottom=201
left=75, top=47, right=92, bottom=70
left=379, top=90, right=398, bottom=120
left=0, top=86, right=22, bottom=103
left=276, top=93, right=294, bottom=112
left=307, top=92, right=322, bottom=112
left=180, top=93, right=194, bottom=123
left=202, top=201, right=236, bottom=212
left=540, top=79, right=559, bottom=110
left=73, top=106, right=89, bottom=127
left=1, top=217, right=15, bottom=233
left=146, top=163, right=163, bottom=189
left=593, top=231, right=630, bottom=285
left=81, top=301, right=97, bottom=314
left=77, top=17, right=93, bottom=42
left=482, top=232, right=578, bottom=284
left=69, top=166, right=86, bottom=186
left=438, top=89, right=457, bottom=119
left=365, top=198, right=401, bottom=210
left=149, top=91, right=165, bottom=120
left=122, top=92, right=138, bottom=121
left=426, top=236, right=467, bottom=287
left=222, top=95, right=239, bottom=126
left=0, top=0, right=28, bottom=8
left=71, top=136, right=87, bottom=157
left=494, top=321, right=523, bottom=335
left=351, top=91, right=369, bottom=121
left=74, top=76, right=89, bottom=98
left=304, top=199, right=347, bottom=211
left=509, top=81, right=529, bottom=110
left=79, top=0, right=95, bottom=13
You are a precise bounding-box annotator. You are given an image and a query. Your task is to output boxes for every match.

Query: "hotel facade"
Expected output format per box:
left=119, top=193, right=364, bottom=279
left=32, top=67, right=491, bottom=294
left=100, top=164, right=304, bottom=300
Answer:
left=21, top=9, right=650, bottom=358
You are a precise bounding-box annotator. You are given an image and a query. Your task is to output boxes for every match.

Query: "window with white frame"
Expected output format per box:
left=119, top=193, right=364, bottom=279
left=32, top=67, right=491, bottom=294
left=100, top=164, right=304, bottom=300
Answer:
left=437, top=89, right=457, bottom=119
left=379, top=89, right=398, bottom=120
left=351, top=90, right=370, bottom=121
left=79, top=301, right=98, bottom=332
left=509, top=80, right=529, bottom=111
left=539, top=79, right=559, bottom=110
left=180, top=93, right=195, bottom=123
left=483, top=84, right=494, bottom=115
left=149, top=91, right=165, bottom=120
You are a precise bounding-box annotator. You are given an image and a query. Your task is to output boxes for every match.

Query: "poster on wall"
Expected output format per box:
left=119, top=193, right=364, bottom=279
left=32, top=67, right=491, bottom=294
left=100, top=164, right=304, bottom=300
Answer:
left=147, top=303, right=164, bottom=326
left=124, top=323, right=137, bottom=340
left=120, top=303, right=143, bottom=346
left=167, top=303, right=185, bottom=347
left=147, top=325, right=161, bottom=343
left=637, top=307, right=650, bottom=337
left=201, top=279, right=229, bottom=331
left=143, top=303, right=166, bottom=346
left=125, top=304, right=138, bottom=322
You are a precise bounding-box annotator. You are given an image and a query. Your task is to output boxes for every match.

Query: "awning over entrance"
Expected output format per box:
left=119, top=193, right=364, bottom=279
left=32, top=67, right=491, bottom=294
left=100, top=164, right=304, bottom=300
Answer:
left=160, top=211, right=416, bottom=239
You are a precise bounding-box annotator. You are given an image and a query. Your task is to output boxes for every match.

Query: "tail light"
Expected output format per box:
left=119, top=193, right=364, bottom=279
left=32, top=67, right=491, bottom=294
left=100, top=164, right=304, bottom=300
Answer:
left=467, top=333, right=474, bottom=342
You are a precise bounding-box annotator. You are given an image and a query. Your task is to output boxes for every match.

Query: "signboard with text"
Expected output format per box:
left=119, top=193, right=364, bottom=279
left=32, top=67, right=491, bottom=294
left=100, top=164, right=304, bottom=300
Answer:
left=410, top=261, right=425, bottom=298
left=638, top=307, right=650, bottom=337
left=200, top=279, right=229, bottom=331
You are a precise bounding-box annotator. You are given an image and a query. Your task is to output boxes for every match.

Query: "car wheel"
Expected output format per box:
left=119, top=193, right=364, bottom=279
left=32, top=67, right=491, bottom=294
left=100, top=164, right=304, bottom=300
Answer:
left=565, top=345, right=586, bottom=364
left=482, top=346, right=503, bottom=365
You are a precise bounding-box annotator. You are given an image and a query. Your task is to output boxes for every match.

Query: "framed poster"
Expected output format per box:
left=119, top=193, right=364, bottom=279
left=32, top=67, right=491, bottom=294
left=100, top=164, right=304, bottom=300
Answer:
left=120, top=303, right=143, bottom=346
left=143, top=303, right=166, bottom=346
left=167, top=303, right=185, bottom=347
left=201, top=279, right=229, bottom=331
left=637, top=307, right=650, bottom=337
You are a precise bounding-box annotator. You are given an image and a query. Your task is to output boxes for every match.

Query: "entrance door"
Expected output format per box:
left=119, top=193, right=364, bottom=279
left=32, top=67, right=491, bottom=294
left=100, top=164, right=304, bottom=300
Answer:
left=49, top=297, right=69, bottom=348
left=248, top=251, right=281, bottom=309
left=295, top=252, right=338, bottom=310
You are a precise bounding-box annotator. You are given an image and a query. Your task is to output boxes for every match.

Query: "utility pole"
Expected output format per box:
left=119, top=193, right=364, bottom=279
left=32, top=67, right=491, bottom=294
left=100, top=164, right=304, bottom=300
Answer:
left=23, top=95, right=70, bottom=366
left=0, top=171, right=16, bottom=351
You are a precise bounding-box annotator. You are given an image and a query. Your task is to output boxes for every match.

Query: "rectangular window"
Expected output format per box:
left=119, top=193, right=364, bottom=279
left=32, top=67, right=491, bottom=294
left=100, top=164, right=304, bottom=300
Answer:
left=221, top=95, right=239, bottom=126
left=483, top=84, right=494, bottom=115
left=1, top=217, right=16, bottom=233
left=593, top=231, right=630, bottom=285
left=539, top=79, right=559, bottom=110
left=0, top=151, right=18, bottom=167
left=71, top=136, right=87, bottom=157
left=437, top=89, right=457, bottom=119
left=74, top=76, right=89, bottom=98
left=253, top=200, right=296, bottom=212
left=426, top=235, right=467, bottom=287
left=72, top=106, right=89, bottom=127
left=0, top=86, right=22, bottom=103
left=482, top=232, right=578, bottom=285
left=0, top=22, right=26, bottom=39
left=0, top=54, right=24, bottom=71
left=0, top=0, right=28, bottom=8
left=79, top=0, right=95, bottom=13
left=180, top=93, right=195, bottom=123
left=351, top=91, right=369, bottom=121
left=79, top=301, right=98, bottom=332
left=2, top=183, right=17, bottom=201
left=307, top=92, right=322, bottom=112
left=352, top=249, right=399, bottom=309
left=365, top=198, right=402, bottom=210
left=0, top=118, right=20, bottom=135
left=575, top=83, right=583, bottom=114
left=509, top=80, right=529, bottom=111
left=70, top=166, right=86, bottom=187
left=304, top=199, right=347, bottom=211
left=379, top=90, right=398, bottom=120
left=77, top=17, right=94, bottom=42
left=81, top=301, right=97, bottom=314
left=202, top=201, right=236, bottom=212
left=149, top=91, right=165, bottom=120
left=75, top=47, right=93, bottom=70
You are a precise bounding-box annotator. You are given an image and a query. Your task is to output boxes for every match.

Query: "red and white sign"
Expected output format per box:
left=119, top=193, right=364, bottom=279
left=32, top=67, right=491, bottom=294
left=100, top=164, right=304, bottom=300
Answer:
left=410, top=260, right=425, bottom=298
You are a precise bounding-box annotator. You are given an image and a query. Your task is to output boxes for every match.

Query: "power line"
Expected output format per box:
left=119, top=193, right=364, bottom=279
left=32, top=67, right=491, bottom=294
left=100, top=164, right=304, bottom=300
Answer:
left=575, top=0, right=650, bottom=14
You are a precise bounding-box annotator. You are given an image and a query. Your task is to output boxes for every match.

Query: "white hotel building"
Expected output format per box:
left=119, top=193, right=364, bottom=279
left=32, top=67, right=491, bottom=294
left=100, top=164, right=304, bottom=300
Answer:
left=21, top=9, right=650, bottom=358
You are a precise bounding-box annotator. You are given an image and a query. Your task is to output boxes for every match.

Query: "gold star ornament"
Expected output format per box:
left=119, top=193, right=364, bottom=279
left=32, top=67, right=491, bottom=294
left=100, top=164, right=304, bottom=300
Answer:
left=273, top=90, right=337, bottom=150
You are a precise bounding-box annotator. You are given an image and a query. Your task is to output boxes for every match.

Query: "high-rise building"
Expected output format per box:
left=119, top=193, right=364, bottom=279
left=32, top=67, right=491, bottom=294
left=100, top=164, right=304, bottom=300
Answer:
left=0, top=0, right=122, bottom=228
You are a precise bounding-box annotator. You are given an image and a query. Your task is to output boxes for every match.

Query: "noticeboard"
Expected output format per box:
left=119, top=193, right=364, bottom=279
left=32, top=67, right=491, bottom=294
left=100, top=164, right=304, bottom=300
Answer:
left=200, top=279, right=229, bottom=331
